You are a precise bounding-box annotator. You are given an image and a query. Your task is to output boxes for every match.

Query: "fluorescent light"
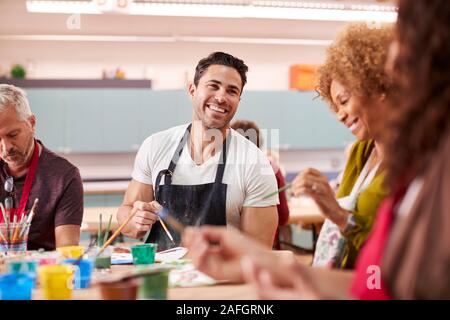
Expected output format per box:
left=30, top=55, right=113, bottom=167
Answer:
left=26, top=1, right=101, bottom=14
left=181, top=36, right=332, bottom=46
left=0, top=34, right=332, bottom=46
left=26, top=0, right=398, bottom=22
left=130, top=4, right=396, bottom=22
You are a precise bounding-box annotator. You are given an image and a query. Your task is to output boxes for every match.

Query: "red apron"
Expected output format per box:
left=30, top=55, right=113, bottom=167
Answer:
left=350, top=188, right=406, bottom=300
left=1, top=140, right=40, bottom=223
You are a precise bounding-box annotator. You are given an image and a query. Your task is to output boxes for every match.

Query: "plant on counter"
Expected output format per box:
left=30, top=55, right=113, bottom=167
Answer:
left=11, top=64, right=26, bottom=79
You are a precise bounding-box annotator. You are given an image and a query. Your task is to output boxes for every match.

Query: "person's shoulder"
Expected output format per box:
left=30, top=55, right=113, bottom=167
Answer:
left=40, top=144, right=80, bottom=177
left=229, top=130, right=272, bottom=171
left=350, top=140, right=374, bottom=155
left=142, top=123, right=189, bottom=146
left=347, top=140, right=374, bottom=163
left=343, top=140, right=375, bottom=175
left=230, top=128, right=262, bottom=154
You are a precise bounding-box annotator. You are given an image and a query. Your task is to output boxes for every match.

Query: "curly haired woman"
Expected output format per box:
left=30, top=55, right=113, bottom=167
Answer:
left=290, top=22, right=394, bottom=269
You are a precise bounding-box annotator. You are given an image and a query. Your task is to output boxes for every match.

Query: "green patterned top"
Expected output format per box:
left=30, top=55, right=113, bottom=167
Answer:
left=335, top=140, right=389, bottom=269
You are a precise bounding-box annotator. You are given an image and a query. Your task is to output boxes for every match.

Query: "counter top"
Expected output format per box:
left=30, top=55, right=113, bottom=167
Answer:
left=83, top=181, right=128, bottom=195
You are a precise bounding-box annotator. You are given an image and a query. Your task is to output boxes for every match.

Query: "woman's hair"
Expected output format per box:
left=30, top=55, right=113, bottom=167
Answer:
left=317, top=22, right=394, bottom=110
left=384, top=0, right=450, bottom=187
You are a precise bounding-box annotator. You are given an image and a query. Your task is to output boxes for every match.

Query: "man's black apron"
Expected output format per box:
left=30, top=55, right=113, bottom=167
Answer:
left=144, top=124, right=230, bottom=251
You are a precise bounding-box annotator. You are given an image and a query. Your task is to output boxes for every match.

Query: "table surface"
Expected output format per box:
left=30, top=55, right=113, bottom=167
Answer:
left=31, top=251, right=312, bottom=300
left=32, top=264, right=258, bottom=300
left=288, top=198, right=325, bottom=225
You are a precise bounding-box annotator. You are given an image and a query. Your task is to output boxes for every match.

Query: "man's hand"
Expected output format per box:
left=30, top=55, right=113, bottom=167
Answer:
left=291, top=168, right=348, bottom=229
left=129, top=200, right=161, bottom=238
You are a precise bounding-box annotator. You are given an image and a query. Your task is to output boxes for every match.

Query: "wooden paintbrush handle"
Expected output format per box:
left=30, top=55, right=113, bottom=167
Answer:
left=11, top=224, right=21, bottom=243
left=158, top=217, right=174, bottom=243
left=97, top=208, right=137, bottom=256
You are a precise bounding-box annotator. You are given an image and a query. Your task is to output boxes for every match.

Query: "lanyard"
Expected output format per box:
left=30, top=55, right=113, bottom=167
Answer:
left=15, top=140, right=40, bottom=220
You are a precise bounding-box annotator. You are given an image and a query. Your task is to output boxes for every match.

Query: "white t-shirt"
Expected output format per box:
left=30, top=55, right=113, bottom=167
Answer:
left=132, top=123, right=279, bottom=228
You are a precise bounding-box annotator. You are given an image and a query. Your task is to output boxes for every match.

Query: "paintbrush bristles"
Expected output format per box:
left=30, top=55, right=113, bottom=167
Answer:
left=26, top=198, right=39, bottom=224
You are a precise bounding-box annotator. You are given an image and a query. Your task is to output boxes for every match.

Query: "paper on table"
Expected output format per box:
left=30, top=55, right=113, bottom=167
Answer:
left=111, top=247, right=216, bottom=287
left=111, top=252, right=132, bottom=265
left=111, top=246, right=188, bottom=265
left=156, top=247, right=187, bottom=262
left=169, top=263, right=218, bottom=288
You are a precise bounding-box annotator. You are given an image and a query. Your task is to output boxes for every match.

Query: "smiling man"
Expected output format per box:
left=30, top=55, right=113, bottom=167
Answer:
left=0, top=84, right=83, bottom=250
left=117, top=52, right=279, bottom=250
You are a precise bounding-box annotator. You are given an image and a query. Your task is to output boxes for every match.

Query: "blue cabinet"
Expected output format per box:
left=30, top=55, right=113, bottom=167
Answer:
left=84, top=194, right=124, bottom=207
left=139, top=90, right=192, bottom=142
left=26, top=88, right=353, bottom=152
left=63, top=90, right=106, bottom=152
left=237, top=91, right=354, bottom=149
left=279, top=91, right=354, bottom=149
left=27, top=89, right=66, bottom=152
left=94, top=90, right=142, bottom=152
left=28, top=89, right=143, bottom=152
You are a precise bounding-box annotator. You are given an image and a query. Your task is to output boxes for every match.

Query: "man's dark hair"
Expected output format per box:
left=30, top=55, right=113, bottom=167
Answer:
left=193, top=52, right=248, bottom=92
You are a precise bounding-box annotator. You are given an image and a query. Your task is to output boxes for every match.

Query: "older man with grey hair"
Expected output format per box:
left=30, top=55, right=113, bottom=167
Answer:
left=0, top=84, right=83, bottom=251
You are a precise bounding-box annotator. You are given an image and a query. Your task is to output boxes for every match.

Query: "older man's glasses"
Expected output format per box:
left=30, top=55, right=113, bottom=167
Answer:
left=4, top=176, right=14, bottom=210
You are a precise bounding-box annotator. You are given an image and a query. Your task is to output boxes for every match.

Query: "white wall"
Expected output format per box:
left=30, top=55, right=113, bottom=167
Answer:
left=0, top=0, right=349, bottom=90
left=0, top=40, right=326, bottom=90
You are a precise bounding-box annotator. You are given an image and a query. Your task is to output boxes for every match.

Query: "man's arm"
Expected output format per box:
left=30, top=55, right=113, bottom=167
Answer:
left=116, top=179, right=155, bottom=239
left=241, top=205, right=278, bottom=248
left=55, top=225, right=80, bottom=247
left=54, top=167, right=83, bottom=248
